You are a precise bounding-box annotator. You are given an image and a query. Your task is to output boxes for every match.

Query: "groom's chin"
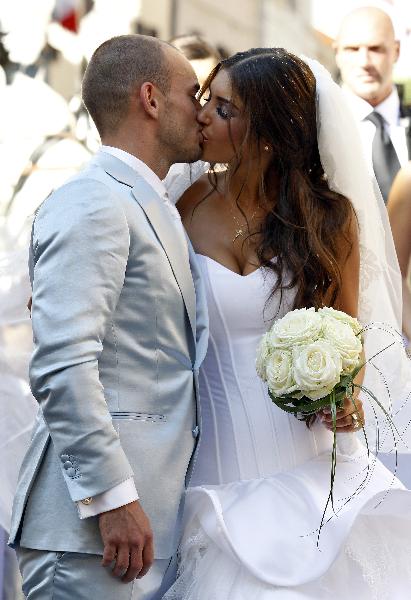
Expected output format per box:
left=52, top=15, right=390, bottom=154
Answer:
left=196, top=147, right=206, bottom=162
left=187, top=146, right=205, bottom=164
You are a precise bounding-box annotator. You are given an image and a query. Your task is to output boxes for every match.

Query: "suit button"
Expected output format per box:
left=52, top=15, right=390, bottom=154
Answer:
left=63, top=461, right=73, bottom=470
left=192, top=426, right=199, bottom=438
left=66, top=467, right=76, bottom=477
left=61, top=455, right=69, bottom=462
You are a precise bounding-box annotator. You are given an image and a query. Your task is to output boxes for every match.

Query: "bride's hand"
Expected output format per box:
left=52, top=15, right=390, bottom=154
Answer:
left=318, top=396, right=364, bottom=432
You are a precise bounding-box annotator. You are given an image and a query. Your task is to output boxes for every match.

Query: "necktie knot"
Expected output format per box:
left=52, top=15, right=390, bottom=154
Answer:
left=365, top=111, right=389, bottom=143
left=365, top=110, right=384, bottom=127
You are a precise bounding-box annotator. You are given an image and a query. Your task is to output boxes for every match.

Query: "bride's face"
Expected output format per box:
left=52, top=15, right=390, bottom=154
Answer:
left=198, top=69, right=248, bottom=164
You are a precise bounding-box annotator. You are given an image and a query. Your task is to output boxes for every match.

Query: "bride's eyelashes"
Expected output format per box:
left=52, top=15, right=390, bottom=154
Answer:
left=216, top=105, right=231, bottom=120
left=203, top=96, right=232, bottom=120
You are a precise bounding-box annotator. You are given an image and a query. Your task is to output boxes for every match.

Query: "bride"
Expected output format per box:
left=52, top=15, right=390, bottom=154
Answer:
left=164, top=48, right=411, bottom=599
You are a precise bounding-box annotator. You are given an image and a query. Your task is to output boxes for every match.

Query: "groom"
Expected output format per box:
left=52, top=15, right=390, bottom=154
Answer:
left=9, top=34, right=208, bottom=599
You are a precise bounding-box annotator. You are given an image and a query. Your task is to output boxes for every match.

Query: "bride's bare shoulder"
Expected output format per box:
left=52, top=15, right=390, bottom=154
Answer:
left=177, top=172, right=222, bottom=222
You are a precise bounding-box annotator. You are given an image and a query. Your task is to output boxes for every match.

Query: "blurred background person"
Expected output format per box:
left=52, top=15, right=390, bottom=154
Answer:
left=0, top=0, right=93, bottom=218
left=388, top=161, right=411, bottom=342
left=169, top=33, right=222, bottom=88
left=334, top=6, right=411, bottom=203
left=0, top=0, right=93, bottom=513
left=0, top=2, right=91, bottom=598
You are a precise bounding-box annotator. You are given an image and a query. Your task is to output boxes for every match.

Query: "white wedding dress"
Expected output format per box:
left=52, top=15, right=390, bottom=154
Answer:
left=164, top=255, right=411, bottom=600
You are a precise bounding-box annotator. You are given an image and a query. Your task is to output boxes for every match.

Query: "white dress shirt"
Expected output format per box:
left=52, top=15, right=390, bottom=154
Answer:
left=342, top=87, right=409, bottom=174
left=164, top=160, right=209, bottom=205
left=77, top=145, right=185, bottom=518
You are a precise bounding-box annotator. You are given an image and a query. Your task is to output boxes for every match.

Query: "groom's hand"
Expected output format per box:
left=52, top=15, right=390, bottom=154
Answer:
left=99, top=500, right=154, bottom=583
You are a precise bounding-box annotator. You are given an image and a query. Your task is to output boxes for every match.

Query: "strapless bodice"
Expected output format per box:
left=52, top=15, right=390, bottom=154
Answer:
left=190, top=254, right=332, bottom=486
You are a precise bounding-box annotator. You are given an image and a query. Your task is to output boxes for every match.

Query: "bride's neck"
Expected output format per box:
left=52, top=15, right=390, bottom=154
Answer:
left=224, top=162, right=278, bottom=210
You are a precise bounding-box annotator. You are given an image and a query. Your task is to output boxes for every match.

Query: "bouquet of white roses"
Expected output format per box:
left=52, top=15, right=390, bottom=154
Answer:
left=256, top=306, right=364, bottom=421
left=256, top=306, right=366, bottom=538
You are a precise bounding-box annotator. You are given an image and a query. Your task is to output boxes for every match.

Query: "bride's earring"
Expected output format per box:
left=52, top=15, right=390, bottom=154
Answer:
left=264, top=145, right=270, bottom=152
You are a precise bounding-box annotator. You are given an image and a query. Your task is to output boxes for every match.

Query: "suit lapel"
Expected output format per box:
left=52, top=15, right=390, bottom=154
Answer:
left=399, top=102, right=411, bottom=159
left=132, top=180, right=197, bottom=340
left=187, top=241, right=209, bottom=367
left=94, top=150, right=197, bottom=343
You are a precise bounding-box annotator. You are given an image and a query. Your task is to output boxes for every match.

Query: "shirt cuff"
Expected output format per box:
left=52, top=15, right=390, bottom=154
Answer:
left=76, top=478, right=138, bottom=519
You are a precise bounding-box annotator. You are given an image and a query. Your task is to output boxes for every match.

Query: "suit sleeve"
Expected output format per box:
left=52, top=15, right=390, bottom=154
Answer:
left=30, top=178, right=134, bottom=502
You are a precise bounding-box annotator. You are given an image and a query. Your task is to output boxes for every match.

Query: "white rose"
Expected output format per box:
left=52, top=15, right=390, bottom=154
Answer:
left=270, top=307, right=323, bottom=349
left=293, top=340, right=342, bottom=400
left=319, top=307, right=362, bottom=337
left=255, top=332, right=271, bottom=382
left=266, top=348, right=298, bottom=397
left=322, top=318, right=362, bottom=374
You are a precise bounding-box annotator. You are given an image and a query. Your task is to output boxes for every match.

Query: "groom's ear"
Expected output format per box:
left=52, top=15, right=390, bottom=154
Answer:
left=139, top=82, right=162, bottom=120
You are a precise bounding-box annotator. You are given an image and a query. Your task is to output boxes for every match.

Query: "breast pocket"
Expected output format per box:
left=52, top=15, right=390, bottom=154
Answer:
left=110, top=411, right=168, bottom=451
left=110, top=411, right=166, bottom=423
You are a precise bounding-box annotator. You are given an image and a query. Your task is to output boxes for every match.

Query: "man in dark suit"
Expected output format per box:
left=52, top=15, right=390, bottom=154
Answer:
left=334, top=6, right=411, bottom=203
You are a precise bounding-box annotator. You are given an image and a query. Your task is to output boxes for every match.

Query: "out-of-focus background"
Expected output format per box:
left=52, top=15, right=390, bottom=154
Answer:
left=0, top=1, right=410, bottom=598
left=2, top=0, right=411, bottom=103
left=2, top=0, right=410, bottom=236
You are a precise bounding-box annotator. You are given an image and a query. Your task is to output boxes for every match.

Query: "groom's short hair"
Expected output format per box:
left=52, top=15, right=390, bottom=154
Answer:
left=82, top=34, right=171, bottom=137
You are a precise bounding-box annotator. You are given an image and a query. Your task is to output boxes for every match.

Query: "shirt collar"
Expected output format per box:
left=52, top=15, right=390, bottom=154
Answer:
left=374, top=88, right=400, bottom=127
left=101, top=145, right=168, bottom=199
left=342, top=86, right=400, bottom=126
left=342, top=86, right=372, bottom=120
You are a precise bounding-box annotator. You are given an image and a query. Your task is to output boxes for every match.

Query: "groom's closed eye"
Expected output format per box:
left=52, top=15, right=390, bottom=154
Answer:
left=190, top=83, right=200, bottom=97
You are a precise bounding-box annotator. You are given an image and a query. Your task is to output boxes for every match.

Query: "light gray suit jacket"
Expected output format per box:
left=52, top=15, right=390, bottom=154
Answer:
left=9, top=151, right=208, bottom=559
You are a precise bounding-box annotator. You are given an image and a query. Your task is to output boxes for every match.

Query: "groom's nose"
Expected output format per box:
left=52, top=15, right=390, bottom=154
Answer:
left=197, top=104, right=210, bottom=125
left=193, top=96, right=202, bottom=113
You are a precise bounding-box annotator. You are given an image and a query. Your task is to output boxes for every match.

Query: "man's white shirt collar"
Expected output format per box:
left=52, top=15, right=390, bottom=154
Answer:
left=342, top=86, right=400, bottom=126
left=375, top=88, right=401, bottom=127
left=101, top=145, right=168, bottom=200
left=101, top=145, right=186, bottom=227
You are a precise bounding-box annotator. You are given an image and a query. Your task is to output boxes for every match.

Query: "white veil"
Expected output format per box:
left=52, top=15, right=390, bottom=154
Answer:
left=303, top=57, right=411, bottom=453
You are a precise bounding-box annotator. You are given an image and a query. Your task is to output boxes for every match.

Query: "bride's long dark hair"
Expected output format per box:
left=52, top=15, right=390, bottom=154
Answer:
left=203, top=48, right=355, bottom=312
